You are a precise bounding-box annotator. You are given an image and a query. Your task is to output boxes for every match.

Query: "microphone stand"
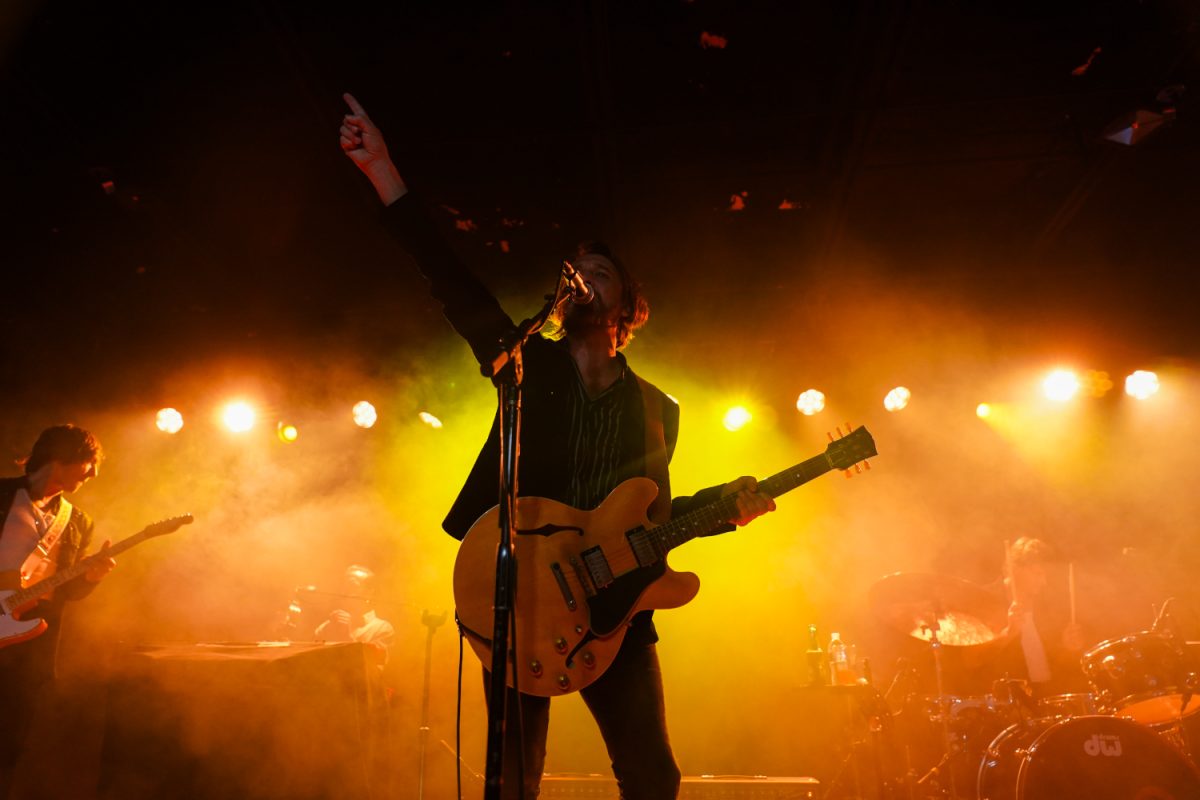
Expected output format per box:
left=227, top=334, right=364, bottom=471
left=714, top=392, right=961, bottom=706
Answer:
left=418, top=609, right=449, bottom=800
left=478, top=275, right=572, bottom=800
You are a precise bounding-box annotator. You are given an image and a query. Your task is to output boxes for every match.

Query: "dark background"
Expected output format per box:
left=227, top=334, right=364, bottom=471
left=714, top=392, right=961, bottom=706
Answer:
left=3, top=1, right=1200, bottom=791
left=3, top=0, right=1197, bottom=407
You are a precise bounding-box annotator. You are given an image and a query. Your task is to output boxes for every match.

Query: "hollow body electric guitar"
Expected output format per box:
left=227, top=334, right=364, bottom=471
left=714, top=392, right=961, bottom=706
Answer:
left=0, top=514, right=194, bottom=649
left=454, top=427, right=876, bottom=696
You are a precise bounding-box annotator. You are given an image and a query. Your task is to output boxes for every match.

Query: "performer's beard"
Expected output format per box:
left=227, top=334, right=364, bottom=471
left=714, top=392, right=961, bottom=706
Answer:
left=561, top=299, right=616, bottom=337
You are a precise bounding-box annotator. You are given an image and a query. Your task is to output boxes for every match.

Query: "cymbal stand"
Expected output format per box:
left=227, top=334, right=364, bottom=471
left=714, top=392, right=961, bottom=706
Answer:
left=914, top=614, right=965, bottom=799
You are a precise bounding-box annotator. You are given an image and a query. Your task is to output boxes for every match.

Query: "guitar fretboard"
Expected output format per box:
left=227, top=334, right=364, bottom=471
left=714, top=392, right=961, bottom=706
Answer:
left=2, top=514, right=193, bottom=614
left=627, top=451, right=834, bottom=564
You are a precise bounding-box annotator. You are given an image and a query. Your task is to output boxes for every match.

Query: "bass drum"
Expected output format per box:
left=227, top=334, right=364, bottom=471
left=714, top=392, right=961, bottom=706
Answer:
left=977, top=715, right=1200, bottom=800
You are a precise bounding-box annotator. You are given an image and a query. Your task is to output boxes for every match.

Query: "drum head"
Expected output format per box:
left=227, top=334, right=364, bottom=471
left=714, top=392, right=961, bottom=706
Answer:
left=1018, top=716, right=1200, bottom=799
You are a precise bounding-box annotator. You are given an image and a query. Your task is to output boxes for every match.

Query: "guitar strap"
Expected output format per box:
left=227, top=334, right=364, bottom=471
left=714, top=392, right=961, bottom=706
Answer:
left=636, top=376, right=672, bottom=525
left=20, top=496, right=73, bottom=586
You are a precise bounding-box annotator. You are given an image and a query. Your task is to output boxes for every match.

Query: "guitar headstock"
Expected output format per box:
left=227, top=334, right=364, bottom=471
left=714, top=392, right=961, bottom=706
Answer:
left=825, top=426, right=877, bottom=472
left=142, top=514, right=195, bottom=538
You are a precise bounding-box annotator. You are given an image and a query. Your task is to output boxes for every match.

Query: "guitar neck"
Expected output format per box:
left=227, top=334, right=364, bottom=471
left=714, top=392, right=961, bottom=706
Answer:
left=639, top=451, right=835, bottom=556
left=7, top=531, right=150, bottom=609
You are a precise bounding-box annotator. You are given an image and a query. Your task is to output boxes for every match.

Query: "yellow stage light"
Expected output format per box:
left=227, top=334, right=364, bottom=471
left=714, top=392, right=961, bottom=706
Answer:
left=352, top=401, right=378, bottom=429
left=976, top=403, right=992, bottom=419
left=1125, top=370, right=1160, bottom=400
left=884, top=386, right=911, bottom=412
left=796, top=389, right=825, bottom=416
left=723, top=406, right=752, bottom=432
left=418, top=411, right=443, bottom=429
left=1042, top=369, right=1080, bottom=403
left=221, top=401, right=256, bottom=433
left=277, top=422, right=299, bottom=442
left=155, top=408, right=184, bottom=434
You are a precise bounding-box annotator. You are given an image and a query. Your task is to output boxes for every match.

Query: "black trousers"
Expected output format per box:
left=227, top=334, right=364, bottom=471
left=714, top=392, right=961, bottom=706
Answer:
left=0, top=640, right=51, bottom=800
left=488, top=637, right=682, bottom=800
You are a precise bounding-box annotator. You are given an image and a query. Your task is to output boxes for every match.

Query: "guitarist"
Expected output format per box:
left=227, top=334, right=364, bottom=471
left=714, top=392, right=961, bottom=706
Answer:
left=340, top=95, right=776, bottom=800
left=0, top=425, right=116, bottom=796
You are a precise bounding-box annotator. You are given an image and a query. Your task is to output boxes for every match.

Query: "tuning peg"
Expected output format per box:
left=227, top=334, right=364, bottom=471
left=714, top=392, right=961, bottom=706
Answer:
left=844, top=468, right=853, bottom=479
left=826, top=431, right=835, bottom=443
left=835, top=426, right=846, bottom=438
left=863, top=460, right=871, bottom=471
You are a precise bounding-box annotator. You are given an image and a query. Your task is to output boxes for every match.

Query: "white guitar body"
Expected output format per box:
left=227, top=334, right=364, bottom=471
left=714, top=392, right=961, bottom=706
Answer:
left=0, top=588, right=48, bottom=647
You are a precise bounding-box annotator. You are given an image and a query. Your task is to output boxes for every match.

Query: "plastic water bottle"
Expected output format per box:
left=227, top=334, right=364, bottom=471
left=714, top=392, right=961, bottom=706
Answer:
left=828, top=631, right=853, bottom=686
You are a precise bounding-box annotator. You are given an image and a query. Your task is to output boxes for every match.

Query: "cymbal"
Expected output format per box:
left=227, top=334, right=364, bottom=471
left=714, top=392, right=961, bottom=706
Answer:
left=869, top=572, right=1006, bottom=647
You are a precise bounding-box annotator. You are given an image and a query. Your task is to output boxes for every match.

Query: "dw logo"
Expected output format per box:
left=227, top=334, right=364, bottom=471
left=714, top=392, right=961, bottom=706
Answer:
left=1083, top=734, right=1123, bottom=757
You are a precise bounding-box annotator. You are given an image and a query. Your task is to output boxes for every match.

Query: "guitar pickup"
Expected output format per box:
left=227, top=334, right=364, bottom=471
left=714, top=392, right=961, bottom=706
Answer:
left=549, top=562, right=577, bottom=611
left=581, top=546, right=614, bottom=588
left=626, top=527, right=659, bottom=567
left=569, top=556, right=596, bottom=597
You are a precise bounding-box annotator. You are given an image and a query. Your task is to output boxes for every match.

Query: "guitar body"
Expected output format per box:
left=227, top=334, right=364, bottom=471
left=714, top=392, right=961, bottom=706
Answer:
left=454, top=478, right=700, bottom=697
left=0, top=573, right=47, bottom=648
left=452, top=426, right=878, bottom=697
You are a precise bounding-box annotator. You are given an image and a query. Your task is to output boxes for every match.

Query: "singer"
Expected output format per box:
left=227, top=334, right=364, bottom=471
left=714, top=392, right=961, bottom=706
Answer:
left=339, top=92, right=775, bottom=800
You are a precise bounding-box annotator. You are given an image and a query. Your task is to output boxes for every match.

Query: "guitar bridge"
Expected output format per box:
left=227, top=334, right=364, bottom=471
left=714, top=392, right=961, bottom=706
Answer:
left=549, top=562, right=577, bottom=611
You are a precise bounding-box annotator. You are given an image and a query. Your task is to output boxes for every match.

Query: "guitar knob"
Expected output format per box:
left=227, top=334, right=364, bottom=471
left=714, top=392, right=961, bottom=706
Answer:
left=574, top=625, right=584, bottom=635
left=556, top=674, right=570, bottom=690
left=581, top=652, right=596, bottom=669
left=553, top=637, right=568, bottom=654
left=529, top=660, right=543, bottom=677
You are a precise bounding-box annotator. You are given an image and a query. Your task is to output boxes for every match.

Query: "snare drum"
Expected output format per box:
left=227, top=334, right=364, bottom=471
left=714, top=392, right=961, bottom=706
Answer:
left=977, top=715, right=1200, bottom=799
left=1082, top=631, right=1200, bottom=725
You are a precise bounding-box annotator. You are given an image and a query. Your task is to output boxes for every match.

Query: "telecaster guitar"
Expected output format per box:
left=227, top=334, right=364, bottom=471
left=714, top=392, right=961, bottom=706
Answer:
left=0, top=514, right=194, bottom=649
left=454, top=426, right=876, bottom=696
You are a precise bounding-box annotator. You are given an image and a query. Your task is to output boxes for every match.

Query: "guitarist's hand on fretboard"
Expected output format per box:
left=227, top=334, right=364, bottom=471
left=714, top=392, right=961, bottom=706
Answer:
left=721, top=476, right=777, bottom=527
left=84, top=540, right=117, bottom=583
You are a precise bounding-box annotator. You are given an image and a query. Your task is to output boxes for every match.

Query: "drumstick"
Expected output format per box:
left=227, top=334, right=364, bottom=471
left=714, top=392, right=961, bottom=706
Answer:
left=1068, top=562, right=1077, bottom=626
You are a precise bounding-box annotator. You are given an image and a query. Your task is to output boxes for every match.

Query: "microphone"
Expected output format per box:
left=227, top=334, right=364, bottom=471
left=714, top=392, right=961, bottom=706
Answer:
left=561, top=261, right=594, bottom=305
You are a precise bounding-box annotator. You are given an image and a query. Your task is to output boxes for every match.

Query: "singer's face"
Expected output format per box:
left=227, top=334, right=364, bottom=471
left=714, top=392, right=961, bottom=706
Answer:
left=565, top=254, right=624, bottom=327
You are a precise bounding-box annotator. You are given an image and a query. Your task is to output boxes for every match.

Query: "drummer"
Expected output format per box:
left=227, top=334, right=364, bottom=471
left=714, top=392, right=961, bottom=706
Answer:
left=969, top=537, right=1089, bottom=698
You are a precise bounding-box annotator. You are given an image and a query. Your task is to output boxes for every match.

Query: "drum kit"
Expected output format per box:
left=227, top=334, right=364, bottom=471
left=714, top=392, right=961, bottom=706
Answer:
left=862, top=572, right=1200, bottom=800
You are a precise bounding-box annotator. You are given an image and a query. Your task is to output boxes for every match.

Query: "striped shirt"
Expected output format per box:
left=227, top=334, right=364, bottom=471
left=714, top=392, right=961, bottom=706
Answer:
left=562, top=366, right=627, bottom=511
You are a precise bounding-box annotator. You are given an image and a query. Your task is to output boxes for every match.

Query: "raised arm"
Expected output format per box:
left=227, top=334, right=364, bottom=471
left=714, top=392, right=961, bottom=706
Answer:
left=339, top=92, right=515, bottom=364
left=341, top=92, right=408, bottom=206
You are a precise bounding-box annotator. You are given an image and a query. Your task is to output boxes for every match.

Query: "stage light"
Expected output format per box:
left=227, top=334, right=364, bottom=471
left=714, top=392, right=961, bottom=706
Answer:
left=221, top=401, right=256, bottom=433
left=723, top=406, right=752, bottom=432
left=884, top=387, right=911, bottom=412
left=352, top=401, right=377, bottom=429
left=155, top=408, right=184, bottom=434
left=976, top=403, right=992, bottom=419
left=277, top=422, right=299, bottom=443
left=418, top=411, right=443, bottom=429
left=1042, top=369, right=1080, bottom=403
left=1125, top=370, right=1160, bottom=400
left=796, top=389, right=825, bottom=416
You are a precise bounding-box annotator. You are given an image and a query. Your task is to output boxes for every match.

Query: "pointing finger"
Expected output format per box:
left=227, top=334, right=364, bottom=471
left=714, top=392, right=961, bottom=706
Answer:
left=343, top=92, right=369, bottom=119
